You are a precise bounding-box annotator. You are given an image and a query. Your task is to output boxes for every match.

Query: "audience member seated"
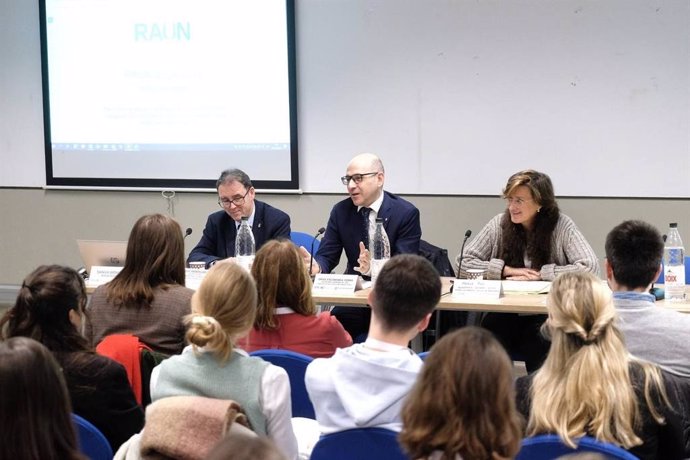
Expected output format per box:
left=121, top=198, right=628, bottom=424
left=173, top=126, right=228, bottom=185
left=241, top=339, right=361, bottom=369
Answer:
left=237, top=239, right=352, bottom=357
left=458, top=169, right=599, bottom=372
left=149, top=261, right=298, bottom=460
left=87, top=213, right=194, bottom=355
left=0, top=265, right=143, bottom=452
left=305, top=254, right=440, bottom=434
left=605, top=220, right=690, bottom=378
left=0, top=337, right=84, bottom=460
left=515, top=271, right=685, bottom=460
left=399, top=327, right=522, bottom=460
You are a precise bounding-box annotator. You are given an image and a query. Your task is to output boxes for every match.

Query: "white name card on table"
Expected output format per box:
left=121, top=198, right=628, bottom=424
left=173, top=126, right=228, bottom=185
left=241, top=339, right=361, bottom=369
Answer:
left=313, top=274, right=363, bottom=294
left=185, top=268, right=208, bottom=291
left=452, top=280, right=503, bottom=299
left=87, top=266, right=123, bottom=288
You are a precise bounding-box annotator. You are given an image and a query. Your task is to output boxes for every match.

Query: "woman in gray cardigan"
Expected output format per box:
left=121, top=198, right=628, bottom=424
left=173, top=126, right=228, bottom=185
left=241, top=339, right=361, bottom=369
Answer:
left=457, top=169, right=598, bottom=371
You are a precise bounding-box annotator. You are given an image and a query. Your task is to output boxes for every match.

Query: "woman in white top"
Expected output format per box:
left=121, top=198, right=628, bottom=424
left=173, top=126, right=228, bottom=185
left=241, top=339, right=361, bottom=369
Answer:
left=149, top=261, right=298, bottom=460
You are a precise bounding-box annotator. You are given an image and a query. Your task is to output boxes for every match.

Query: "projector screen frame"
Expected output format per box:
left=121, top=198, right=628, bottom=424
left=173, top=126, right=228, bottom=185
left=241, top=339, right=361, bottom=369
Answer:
left=39, top=0, right=299, bottom=191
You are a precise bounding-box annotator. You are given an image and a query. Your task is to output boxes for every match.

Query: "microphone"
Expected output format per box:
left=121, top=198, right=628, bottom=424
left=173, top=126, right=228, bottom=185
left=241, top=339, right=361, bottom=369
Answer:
left=456, top=229, right=472, bottom=279
left=450, top=229, right=472, bottom=293
left=309, top=227, right=326, bottom=276
left=183, top=228, right=193, bottom=239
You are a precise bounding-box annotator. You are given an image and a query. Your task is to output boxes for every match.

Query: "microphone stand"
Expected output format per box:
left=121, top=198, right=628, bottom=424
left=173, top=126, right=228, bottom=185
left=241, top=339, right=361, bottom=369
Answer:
left=309, top=227, right=325, bottom=278
left=456, top=229, right=472, bottom=280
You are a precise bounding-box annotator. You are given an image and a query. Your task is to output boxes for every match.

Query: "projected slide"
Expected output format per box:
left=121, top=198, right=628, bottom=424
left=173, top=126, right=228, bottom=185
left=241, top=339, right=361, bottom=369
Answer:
left=42, top=0, right=297, bottom=188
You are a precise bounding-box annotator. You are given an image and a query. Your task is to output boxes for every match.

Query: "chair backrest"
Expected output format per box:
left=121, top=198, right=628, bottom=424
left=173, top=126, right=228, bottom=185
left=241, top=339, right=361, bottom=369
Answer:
left=656, top=255, right=690, bottom=284
left=418, top=239, right=455, bottom=277
left=140, top=348, right=170, bottom=408
left=72, top=413, right=113, bottom=460
left=311, top=427, right=408, bottom=460
left=515, top=434, right=639, bottom=460
left=249, top=349, right=315, bottom=419
left=290, top=231, right=321, bottom=254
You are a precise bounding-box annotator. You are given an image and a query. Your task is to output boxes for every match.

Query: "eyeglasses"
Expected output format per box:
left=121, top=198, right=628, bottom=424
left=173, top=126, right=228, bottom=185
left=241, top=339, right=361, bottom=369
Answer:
left=218, top=188, right=251, bottom=208
left=340, top=172, right=378, bottom=185
left=504, top=197, right=533, bottom=207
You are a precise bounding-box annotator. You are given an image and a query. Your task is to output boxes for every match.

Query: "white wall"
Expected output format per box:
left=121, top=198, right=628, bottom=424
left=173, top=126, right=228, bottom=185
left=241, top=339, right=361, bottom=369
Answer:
left=2, top=0, right=690, bottom=195
left=0, top=0, right=689, bottom=284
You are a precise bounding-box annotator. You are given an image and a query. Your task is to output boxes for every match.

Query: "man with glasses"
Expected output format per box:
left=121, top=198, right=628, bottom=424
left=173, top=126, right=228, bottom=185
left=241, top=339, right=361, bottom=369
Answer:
left=302, top=153, right=421, bottom=340
left=188, top=168, right=291, bottom=268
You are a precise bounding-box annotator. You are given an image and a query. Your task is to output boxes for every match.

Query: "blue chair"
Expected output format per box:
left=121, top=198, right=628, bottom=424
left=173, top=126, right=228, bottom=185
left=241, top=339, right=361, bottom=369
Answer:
left=311, top=427, right=408, bottom=460
left=249, top=349, right=315, bottom=419
left=655, top=256, right=690, bottom=284
left=418, top=351, right=430, bottom=360
left=72, top=414, right=113, bottom=460
left=515, top=434, right=638, bottom=460
left=290, top=231, right=321, bottom=254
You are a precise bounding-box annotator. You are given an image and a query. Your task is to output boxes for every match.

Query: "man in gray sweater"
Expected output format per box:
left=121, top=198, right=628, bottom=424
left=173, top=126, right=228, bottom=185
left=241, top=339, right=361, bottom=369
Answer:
left=605, top=220, right=690, bottom=378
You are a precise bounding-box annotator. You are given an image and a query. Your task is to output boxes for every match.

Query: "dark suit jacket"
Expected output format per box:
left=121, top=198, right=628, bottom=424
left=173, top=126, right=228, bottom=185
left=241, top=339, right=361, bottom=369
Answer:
left=314, top=191, right=421, bottom=275
left=187, top=200, right=291, bottom=267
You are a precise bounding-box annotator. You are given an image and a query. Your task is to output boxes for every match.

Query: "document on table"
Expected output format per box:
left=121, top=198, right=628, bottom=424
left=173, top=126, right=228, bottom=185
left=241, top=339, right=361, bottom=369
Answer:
left=501, top=280, right=551, bottom=294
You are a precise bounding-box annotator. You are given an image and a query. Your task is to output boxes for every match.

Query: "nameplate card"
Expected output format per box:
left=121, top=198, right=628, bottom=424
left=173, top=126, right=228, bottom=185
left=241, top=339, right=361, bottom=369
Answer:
left=185, top=268, right=208, bottom=291
left=87, top=266, right=123, bottom=287
left=313, top=274, right=363, bottom=294
left=452, top=280, right=503, bottom=299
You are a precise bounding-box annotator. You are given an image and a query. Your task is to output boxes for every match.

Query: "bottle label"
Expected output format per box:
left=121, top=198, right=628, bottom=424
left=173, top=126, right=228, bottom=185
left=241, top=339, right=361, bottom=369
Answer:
left=371, top=258, right=389, bottom=284
left=237, top=255, right=254, bottom=272
left=665, top=265, right=686, bottom=285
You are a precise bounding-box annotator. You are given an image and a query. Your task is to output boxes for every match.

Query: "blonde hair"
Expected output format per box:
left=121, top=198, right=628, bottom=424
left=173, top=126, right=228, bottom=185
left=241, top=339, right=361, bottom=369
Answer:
left=528, top=271, right=667, bottom=449
left=251, top=240, right=316, bottom=329
left=400, top=327, right=522, bottom=460
left=185, top=262, right=257, bottom=363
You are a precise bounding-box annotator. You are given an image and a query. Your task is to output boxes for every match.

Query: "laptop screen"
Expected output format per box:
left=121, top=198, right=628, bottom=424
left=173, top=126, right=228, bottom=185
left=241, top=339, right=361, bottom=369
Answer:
left=76, top=240, right=128, bottom=275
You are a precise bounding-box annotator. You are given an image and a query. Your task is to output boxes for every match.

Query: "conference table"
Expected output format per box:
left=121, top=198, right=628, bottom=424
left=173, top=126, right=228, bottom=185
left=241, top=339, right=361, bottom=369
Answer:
left=312, top=277, right=690, bottom=314
left=85, top=277, right=690, bottom=314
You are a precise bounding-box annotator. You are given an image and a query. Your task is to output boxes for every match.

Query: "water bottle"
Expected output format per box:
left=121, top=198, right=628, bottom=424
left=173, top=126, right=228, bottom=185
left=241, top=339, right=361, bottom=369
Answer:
left=235, top=217, right=255, bottom=272
left=664, top=223, right=686, bottom=301
left=371, top=217, right=390, bottom=284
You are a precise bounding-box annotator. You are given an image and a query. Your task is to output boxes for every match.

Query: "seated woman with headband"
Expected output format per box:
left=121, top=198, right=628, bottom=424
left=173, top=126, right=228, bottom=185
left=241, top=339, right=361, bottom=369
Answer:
left=149, top=261, right=298, bottom=460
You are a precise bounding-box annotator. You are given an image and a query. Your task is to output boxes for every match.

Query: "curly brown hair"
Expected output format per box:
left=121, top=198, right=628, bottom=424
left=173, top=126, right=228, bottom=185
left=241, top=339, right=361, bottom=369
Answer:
left=499, top=170, right=560, bottom=269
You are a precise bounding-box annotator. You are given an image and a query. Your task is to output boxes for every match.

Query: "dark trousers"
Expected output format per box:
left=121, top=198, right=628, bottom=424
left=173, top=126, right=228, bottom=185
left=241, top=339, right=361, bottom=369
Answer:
left=481, top=313, right=550, bottom=372
left=331, top=306, right=372, bottom=343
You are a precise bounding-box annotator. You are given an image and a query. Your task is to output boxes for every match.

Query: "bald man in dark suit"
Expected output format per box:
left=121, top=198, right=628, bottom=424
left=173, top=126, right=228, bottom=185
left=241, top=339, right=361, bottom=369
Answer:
left=302, top=153, right=421, bottom=340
